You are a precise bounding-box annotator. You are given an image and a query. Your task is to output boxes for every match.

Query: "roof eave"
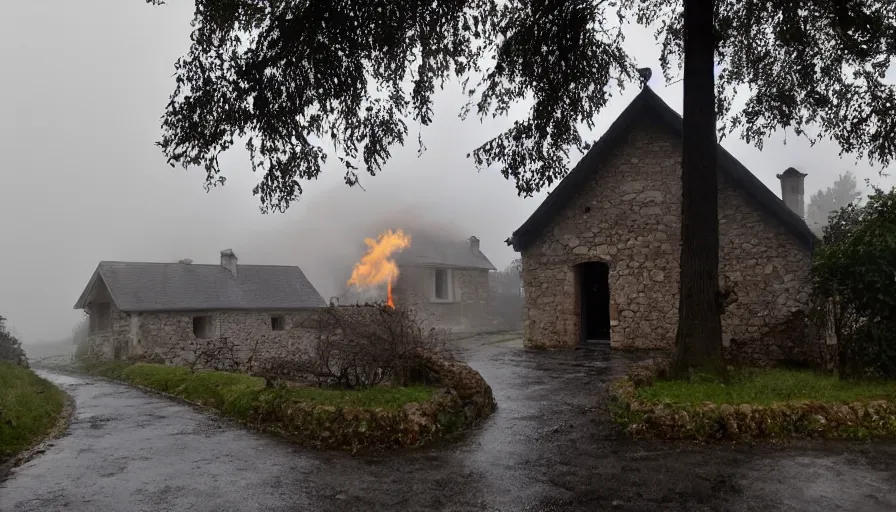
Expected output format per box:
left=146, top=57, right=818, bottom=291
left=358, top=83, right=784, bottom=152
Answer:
left=119, top=305, right=327, bottom=314
left=508, top=85, right=817, bottom=254
left=73, top=269, right=99, bottom=310
left=74, top=266, right=123, bottom=310
left=399, top=263, right=495, bottom=271
left=507, top=90, right=652, bottom=252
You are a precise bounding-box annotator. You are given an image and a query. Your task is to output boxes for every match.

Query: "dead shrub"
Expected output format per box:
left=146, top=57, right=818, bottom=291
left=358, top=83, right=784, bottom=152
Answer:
left=186, top=336, right=243, bottom=373
left=256, top=303, right=449, bottom=389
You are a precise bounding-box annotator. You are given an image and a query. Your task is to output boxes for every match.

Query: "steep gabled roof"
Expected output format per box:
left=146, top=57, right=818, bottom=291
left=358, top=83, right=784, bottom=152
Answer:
left=395, top=236, right=496, bottom=270
left=507, top=86, right=818, bottom=252
left=74, top=261, right=327, bottom=312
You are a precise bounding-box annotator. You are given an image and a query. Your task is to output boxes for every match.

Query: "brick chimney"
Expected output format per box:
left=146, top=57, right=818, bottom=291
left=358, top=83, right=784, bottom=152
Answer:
left=468, top=236, right=480, bottom=251
left=776, top=167, right=807, bottom=219
left=220, top=249, right=238, bottom=277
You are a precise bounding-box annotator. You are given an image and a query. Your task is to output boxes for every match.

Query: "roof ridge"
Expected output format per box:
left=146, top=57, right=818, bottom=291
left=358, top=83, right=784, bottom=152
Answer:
left=76, top=260, right=326, bottom=311
left=507, top=86, right=817, bottom=252
left=98, top=260, right=301, bottom=269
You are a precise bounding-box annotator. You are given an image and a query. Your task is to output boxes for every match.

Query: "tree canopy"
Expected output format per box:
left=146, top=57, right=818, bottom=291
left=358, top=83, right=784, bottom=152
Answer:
left=147, top=0, right=895, bottom=375
left=147, top=0, right=896, bottom=213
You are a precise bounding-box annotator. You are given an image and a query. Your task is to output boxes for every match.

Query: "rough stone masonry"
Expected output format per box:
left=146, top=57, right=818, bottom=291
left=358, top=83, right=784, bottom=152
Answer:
left=518, top=112, right=816, bottom=361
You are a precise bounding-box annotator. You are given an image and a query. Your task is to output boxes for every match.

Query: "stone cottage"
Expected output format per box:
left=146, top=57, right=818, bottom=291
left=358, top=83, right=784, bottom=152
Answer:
left=391, top=235, right=498, bottom=331
left=74, top=249, right=327, bottom=362
left=507, top=86, right=819, bottom=360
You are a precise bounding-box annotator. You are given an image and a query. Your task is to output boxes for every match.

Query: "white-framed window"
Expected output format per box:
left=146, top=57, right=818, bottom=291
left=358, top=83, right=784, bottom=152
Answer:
left=432, top=268, right=454, bottom=302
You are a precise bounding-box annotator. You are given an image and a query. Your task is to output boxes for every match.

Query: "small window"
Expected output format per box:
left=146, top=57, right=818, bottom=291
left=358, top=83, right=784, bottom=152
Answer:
left=192, top=316, right=213, bottom=339
left=271, top=316, right=286, bottom=331
left=433, top=268, right=453, bottom=301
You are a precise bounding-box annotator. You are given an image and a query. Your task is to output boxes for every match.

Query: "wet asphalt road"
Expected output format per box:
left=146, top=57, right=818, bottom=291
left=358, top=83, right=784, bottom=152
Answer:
left=2, top=335, right=896, bottom=512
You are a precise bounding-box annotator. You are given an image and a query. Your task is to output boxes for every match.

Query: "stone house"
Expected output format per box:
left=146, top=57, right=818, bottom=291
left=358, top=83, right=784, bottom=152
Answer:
left=391, top=236, right=498, bottom=331
left=74, top=249, right=327, bottom=362
left=507, top=86, right=820, bottom=361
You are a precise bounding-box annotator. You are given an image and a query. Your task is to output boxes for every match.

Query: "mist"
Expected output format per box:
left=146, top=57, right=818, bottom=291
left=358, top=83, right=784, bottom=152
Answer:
left=244, top=187, right=489, bottom=304
left=2, top=0, right=894, bottom=346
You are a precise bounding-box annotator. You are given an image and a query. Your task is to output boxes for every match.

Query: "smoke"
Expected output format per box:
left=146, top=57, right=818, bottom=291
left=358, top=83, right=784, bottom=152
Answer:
left=244, top=182, right=474, bottom=302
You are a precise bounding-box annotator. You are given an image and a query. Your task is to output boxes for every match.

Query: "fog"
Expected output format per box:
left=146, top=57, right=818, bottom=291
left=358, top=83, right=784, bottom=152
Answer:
left=2, top=0, right=893, bottom=345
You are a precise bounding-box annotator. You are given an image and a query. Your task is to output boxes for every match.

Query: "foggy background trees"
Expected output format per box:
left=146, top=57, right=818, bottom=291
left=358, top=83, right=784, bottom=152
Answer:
left=811, top=185, right=896, bottom=378
left=807, top=171, right=865, bottom=231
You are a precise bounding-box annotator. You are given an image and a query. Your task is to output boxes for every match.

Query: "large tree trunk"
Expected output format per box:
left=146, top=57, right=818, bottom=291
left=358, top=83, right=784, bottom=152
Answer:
left=673, top=0, right=724, bottom=376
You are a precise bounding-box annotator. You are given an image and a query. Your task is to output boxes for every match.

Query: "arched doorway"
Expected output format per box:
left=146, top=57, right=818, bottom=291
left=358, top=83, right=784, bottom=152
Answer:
left=577, top=261, right=610, bottom=343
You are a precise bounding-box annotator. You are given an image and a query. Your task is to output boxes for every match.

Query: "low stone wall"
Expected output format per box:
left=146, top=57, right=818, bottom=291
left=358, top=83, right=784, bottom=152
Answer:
left=257, top=353, right=497, bottom=452
left=610, top=360, right=896, bottom=441
left=84, top=353, right=497, bottom=453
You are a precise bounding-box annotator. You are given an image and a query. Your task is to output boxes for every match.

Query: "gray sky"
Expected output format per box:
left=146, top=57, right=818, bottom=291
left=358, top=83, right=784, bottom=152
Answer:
left=2, top=1, right=892, bottom=343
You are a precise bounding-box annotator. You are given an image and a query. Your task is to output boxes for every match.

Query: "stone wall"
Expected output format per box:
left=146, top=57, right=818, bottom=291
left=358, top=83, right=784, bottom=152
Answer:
left=394, top=266, right=497, bottom=332
left=86, top=302, right=129, bottom=360
left=87, top=308, right=324, bottom=366
left=520, top=116, right=815, bottom=360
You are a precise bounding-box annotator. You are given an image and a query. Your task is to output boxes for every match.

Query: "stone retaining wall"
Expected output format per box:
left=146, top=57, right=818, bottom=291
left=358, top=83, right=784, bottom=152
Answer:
left=610, top=359, right=896, bottom=441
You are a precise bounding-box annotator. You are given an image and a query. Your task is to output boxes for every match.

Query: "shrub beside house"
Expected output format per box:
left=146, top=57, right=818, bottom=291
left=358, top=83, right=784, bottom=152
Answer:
left=611, top=186, right=896, bottom=441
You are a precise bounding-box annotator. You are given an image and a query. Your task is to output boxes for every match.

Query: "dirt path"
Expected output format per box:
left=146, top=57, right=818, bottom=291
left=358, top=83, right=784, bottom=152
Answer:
left=2, top=336, right=895, bottom=511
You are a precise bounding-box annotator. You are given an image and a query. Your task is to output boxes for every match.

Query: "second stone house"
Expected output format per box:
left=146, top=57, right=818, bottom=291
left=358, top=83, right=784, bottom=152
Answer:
left=74, top=249, right=327, bottom=362
left=391, top=235, right=498, bottom=332
left=507, top=85, right=821, bottom=364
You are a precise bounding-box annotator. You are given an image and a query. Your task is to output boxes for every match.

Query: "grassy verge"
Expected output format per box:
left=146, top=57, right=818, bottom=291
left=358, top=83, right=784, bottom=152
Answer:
left=83, top=362, right=434, bottom=410
left=81, top=362, right=462, bottom=451
left=636, top=369, right=896, bottom=406
left=0, top=362, right=67, bottom=461
left=612, top=362, right=896, bottom=441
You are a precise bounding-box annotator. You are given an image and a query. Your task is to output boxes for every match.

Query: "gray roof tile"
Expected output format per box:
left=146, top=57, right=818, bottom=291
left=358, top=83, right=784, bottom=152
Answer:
left=394, top=236, right=496, bottom=270
left=74, top=261, right=327, bottom=312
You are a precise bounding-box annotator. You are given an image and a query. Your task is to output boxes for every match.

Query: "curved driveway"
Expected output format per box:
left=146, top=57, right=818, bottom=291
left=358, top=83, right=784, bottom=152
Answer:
left=3, top=335, right=896, bottom=511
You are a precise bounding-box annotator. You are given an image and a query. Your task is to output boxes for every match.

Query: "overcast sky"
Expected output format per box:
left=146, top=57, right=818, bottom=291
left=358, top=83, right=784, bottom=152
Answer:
left=2, top=1, right=892, bottom=343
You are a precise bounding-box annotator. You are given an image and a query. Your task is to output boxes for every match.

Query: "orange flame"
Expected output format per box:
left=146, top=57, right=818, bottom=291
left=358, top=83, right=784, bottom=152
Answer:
left=347, top=229, right=411, bottom=308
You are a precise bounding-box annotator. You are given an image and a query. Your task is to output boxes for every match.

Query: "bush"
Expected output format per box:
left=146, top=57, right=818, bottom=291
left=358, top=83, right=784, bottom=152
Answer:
left=0, top=361, right=66, bottom=461
left=811, top=186, right=896, bottom=379
left=255, top=304, right=448, bottom=389
left=0, top=315, right=27, bottom=367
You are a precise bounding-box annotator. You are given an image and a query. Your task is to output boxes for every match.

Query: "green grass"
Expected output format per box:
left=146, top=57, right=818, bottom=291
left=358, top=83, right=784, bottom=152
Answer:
left=85, top=362, right=435, bottom=411
left=0, top=362, right=66, bottom=461
left=636, top=368, right=896, bottom=406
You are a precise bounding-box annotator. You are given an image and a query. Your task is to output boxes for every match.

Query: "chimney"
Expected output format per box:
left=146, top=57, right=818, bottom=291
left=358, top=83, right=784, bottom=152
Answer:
left=468, top=236, right=480, bottom=251
left=220, top=249, right=238, bottom=277
left=776, top=167, right=808, bottom=219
